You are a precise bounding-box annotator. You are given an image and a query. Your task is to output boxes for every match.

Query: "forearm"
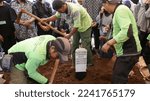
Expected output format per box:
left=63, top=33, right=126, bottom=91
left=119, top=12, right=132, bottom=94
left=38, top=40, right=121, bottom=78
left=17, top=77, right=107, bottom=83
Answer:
left=47, top=15, right=58, bottom=22
left=106, top=38, right=117, bottom=46
left=69, top=27, right=78, bottom=36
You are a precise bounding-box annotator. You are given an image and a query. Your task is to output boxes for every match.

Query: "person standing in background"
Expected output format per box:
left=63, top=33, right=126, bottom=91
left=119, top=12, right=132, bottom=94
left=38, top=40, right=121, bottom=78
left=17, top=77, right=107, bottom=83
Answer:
left=11, top=0, right=37, bottom=41
left=32, top=0, right=53, bottom=36
left=82, top=0, right=102, bottom=56
left=0, top=0, right=16, bottom=53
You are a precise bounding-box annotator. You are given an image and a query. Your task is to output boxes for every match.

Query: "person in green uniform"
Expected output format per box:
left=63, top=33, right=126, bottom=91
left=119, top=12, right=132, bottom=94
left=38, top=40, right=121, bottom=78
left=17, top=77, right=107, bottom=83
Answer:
left=101, top=0, right=142, bottom=83
left=8, top=35, right=70, bottom=84
left=40, top=0, right=93, bottom=68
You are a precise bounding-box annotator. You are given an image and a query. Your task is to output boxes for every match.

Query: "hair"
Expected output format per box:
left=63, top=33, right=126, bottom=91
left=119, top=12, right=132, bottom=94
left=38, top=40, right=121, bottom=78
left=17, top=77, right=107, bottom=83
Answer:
left=52, top=0, right=65, bottom=11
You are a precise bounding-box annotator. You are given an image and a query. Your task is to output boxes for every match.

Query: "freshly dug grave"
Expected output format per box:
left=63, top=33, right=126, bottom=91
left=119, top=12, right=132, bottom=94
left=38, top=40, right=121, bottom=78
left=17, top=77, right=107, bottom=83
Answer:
left=39, top=55, right=145, bottom=84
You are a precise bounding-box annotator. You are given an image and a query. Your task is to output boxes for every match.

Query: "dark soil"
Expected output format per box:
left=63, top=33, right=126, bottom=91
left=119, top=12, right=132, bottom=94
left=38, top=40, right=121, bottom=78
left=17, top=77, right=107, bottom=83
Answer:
left=39, top=54, right=145, bottom=84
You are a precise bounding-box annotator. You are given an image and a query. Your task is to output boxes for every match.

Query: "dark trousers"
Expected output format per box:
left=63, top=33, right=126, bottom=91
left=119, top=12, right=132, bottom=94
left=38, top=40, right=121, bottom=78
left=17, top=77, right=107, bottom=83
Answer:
left=1, top=35, right=16, bottom=54
left=10, top=52, right=38, bottom=84
left=92, top=26, right=100, bottom=50
left=139, top=31, right=150, bottom=65
left=112, top=55, right=139, bottom=84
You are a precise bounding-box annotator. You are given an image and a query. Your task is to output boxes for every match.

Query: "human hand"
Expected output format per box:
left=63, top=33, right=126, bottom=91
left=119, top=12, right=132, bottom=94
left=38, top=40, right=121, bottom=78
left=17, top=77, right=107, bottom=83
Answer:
left=38, top=22, right=50, bottom=31
left=64, top=34, right=71, bottom=39
left=91, top=22, right=97, bottom=27
left=143, top=0, right=150, bottom=4
left=40, top=18, right=49, bottom=23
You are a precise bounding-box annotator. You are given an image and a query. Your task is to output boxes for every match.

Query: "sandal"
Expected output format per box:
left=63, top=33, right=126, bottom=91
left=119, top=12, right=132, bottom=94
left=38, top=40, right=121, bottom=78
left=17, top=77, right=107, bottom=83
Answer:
left=139, top=67, right=150, bottom=81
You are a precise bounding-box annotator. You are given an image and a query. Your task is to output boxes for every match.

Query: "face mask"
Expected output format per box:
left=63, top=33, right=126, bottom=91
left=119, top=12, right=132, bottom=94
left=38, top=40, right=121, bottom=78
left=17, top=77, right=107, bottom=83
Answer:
left=104, top=9, right=110, bottom=16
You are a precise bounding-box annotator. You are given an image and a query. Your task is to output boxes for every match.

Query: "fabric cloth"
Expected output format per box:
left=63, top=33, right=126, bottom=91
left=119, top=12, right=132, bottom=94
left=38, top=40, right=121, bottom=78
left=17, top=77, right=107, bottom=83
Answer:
left=136, top=2, right=150, bottom=33
left=112, top=5, right=141, bottom=56
left=82, top=0, right=102, bottom=22
left=55, top=2, right=92, bottom=32
left=112, top=55, right=139, bottom=83
left=82, top=0, right=102, bottom=50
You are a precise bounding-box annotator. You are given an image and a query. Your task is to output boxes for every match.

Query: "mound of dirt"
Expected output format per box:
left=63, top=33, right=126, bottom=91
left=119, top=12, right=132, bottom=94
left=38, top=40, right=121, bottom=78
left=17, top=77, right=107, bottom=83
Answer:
left=39, top=55, right=145, bottom=84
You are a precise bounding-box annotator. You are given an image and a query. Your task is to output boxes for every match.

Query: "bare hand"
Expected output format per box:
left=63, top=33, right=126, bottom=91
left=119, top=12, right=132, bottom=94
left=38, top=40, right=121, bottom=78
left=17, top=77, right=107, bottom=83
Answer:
left=101, top=42, right=111, bottom=53
left=40, top=18, right=48, bottom=23
left=64, top=34, right=71, bottom=39
left=91, top=22, right=97, bottom=27
left=38, top=22, right=50, bottom=31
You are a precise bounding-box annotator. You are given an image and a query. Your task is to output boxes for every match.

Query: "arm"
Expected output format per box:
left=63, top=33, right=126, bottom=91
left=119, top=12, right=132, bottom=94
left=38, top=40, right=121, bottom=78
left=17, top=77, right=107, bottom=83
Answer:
left=44, top=15, right=58, bottom=22
left=65, top=10, right=80, bottom=39
left=49, top=59, right=60, bottom=84
left=113, top=9, right=131, bottom=43
left=65, top=27, right=78, bottom=39
left=25, top=58, right=48, bottom=84
left=101, top=38, right=116, bottom=53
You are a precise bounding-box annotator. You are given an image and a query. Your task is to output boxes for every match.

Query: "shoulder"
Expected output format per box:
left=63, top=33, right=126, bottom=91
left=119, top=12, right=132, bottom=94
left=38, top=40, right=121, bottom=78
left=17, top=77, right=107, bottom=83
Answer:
left=116, top=5, right=130, bottom=13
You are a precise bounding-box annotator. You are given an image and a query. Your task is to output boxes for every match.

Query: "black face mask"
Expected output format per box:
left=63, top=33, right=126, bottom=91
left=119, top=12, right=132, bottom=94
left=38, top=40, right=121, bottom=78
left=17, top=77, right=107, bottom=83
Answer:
left=145, top=4, right=149, bottom=11
left=104, top=10, right=110, bottom=16
left=130, top=0, right=139, bottom=4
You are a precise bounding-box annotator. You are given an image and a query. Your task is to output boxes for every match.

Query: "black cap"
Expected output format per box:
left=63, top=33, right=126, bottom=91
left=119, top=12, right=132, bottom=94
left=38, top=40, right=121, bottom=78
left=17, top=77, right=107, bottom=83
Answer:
left=52, top=0, right=65, bottom=11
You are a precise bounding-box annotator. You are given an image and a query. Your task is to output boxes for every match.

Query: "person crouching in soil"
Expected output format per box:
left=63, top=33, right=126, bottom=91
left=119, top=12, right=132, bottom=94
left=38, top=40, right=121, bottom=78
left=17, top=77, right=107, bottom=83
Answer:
left=7, top=35, right=70, bottom=84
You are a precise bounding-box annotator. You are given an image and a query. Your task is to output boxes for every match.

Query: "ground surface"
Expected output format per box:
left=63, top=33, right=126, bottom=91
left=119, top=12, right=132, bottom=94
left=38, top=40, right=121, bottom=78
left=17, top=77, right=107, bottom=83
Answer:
left=39, top=54, right=145, bottom=84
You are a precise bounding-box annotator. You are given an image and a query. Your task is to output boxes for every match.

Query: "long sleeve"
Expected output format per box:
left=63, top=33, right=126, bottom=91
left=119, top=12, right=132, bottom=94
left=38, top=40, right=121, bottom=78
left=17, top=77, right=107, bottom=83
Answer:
left=25, top=58, right=48, bottom=84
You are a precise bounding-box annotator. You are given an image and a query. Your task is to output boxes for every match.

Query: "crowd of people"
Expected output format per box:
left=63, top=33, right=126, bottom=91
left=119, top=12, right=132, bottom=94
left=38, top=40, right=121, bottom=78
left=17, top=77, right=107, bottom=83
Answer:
left=0, top=0, right=150, bottom=84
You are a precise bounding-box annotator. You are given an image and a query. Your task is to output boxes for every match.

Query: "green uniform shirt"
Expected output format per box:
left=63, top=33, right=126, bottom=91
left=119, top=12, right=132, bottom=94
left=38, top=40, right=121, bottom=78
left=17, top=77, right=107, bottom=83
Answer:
left=8, top=35, right=56, bottom=84
left=112, top=5, right=141, bottom=56
left=147, top=34, right=150, bottom=40
left=55, top=3, right=92, bottom=32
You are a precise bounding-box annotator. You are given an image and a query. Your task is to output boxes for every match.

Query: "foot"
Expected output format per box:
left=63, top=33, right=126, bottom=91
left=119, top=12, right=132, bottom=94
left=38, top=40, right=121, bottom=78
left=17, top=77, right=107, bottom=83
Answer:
left=128, top=70, right=135, bottom=78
